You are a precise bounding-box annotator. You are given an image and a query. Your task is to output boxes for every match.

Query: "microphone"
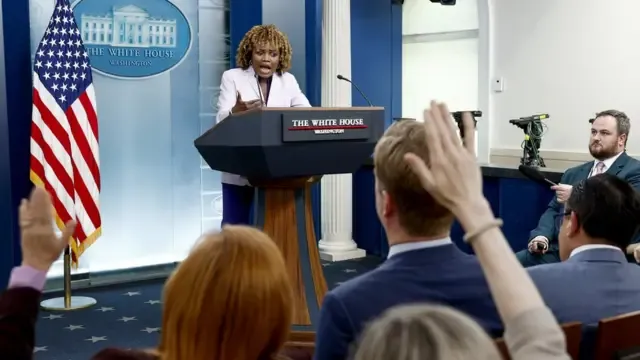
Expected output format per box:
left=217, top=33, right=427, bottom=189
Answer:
left=336, top=74, right=373, bottom=107
left=518, top=165, right=557, bottom=186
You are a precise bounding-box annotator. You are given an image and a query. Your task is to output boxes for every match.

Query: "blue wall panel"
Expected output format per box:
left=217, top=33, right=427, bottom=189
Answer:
left=305, top=0, right=322, bottom=239
left=229, top=0, right=262, bottom=69
left=0, top=0, right=33, bottom=286
left=351, top=0, right=402, bottom=256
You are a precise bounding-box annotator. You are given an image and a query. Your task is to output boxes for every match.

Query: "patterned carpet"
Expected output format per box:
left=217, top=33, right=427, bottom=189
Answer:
left=34, top=256, right=382, bottom=359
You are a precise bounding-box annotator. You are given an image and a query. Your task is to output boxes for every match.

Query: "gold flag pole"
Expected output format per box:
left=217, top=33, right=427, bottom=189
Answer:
left=40, top=246, right=97, bottom=311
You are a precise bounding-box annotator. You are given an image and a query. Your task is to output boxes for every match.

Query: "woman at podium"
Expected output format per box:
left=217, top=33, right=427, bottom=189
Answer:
left=215, top=24, right=311, bottom=225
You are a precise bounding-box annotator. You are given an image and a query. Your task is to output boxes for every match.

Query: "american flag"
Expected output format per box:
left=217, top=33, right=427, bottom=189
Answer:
left=30, top=0, right=101, bottom=266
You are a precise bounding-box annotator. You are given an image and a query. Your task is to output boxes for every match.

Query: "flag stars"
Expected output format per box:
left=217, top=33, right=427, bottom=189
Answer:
left=123, top=291, right=140, bottom=296
left=35, top=61, right=43, bottom=69
left=47, top=50, right=55, bottom=58
left=45, top=61, right=53, bottom=69
left=58, top=94, right=66, bottom=103
left=42, top=72, right=51, bottom=80
left=54, top=16, right=61, bottom=23
left=51, top=83, right=59, bottom=91
left=118, top=316, right=137, bottom=322
left=37, top=49, right=45, bottom=57
left=61, top=83, right=68, bottom=92
left=34, top=346, right=48, bottom=352
left=53, top=73, right=61, bottom=80
left=141, top=327, right=161, bottom=333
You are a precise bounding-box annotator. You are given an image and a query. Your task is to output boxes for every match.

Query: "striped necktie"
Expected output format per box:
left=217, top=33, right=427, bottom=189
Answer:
left=592, top=161, right=605, bottom=176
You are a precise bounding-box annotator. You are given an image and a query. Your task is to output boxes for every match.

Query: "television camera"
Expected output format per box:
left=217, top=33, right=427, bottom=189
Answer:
left=509, top=114, right=549, bottom=167
left=452, top=110, right=481, bottom=140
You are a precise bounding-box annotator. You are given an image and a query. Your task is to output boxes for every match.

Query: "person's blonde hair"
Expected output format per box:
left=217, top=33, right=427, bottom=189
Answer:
left=354, top=304, right=500, bottom=360
left=158, top=225, right=293, bottom=360
left=373, top=120, right=453, bottom=236
left=236, top=24, right=293, bottom=73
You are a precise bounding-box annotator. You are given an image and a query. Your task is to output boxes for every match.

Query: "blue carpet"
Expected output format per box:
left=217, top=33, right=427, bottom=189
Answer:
left=34, top=256, right=382, bottom=359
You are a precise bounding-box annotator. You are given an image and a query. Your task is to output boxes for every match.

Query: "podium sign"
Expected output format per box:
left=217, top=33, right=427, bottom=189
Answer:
left=282, top=111, right=372, bottom=142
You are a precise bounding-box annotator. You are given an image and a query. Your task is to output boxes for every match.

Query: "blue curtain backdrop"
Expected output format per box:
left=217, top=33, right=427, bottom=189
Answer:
left=0, top=0, right=33, bottom=286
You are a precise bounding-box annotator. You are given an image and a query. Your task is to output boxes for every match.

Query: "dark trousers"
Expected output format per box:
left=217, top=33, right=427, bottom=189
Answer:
left=515, top=247, right=561, bottom=268
left=221, top=183, right=254, bottom=226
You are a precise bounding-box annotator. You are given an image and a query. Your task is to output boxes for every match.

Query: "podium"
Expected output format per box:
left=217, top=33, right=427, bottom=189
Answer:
left=194, top=107, right=384, bottom=338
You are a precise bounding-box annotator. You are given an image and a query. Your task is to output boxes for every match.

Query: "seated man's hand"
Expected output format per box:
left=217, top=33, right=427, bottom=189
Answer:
left=634, top=246, right=640, bottom=263
left=551, top=184, right=573, bottom=203
left=528, top=236, right=549, bottom=254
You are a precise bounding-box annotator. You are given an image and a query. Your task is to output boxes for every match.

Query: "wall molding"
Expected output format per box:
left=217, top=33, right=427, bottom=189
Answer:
left=490, top=147, right=640, bottom=171
left=402, top=29, right=479, bottom=44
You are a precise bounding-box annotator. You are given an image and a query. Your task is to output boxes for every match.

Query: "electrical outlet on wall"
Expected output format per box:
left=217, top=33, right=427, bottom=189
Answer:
left=492, top=77, right=505, bottom=93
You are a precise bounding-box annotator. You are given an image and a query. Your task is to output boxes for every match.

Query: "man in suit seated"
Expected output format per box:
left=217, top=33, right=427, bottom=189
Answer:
left=516, top=110, right=640, bottom=267
left=313, top=119, right=502, bottom=360
left=527, top=173, right=640, bottom=324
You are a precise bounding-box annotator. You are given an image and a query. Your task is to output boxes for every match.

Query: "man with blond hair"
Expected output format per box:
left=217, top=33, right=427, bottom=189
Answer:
left=314, top=116, right=502, bottom=360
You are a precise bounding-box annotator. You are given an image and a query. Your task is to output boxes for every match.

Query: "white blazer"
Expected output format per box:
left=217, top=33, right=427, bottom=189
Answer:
left=215, top=67, right=311, bottom=186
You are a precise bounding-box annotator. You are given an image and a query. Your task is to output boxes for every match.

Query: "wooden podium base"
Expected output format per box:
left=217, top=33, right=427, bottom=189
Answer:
left=252, top=176, right=327, bottom=341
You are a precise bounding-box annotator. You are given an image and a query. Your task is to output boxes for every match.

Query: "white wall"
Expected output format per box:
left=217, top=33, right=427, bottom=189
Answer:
left=403, top=0, right=478, bottom=34
left=489, top=0, right=640, bottom=157
left=402, top=0, right=481, bottom=155
left=403, top=39, right=478, bottom=119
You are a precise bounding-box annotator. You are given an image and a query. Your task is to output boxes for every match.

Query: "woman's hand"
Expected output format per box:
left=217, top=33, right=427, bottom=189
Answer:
left=19, top=187, right=76, bottom=271
left=231, top=92, right=262, bottom=113
left=403, top=102, right=485, bottom=217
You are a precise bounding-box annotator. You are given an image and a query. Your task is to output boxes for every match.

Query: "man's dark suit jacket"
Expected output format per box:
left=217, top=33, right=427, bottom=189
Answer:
left=528, top=248, right=640, bottom=324
left=313, top=244, right=502, bottom=360
left=530, top=152, right=640, bottom=249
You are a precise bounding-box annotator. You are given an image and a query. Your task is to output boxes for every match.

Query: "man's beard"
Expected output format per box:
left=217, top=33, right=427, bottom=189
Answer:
left=589, top=142, right=618, bottom=160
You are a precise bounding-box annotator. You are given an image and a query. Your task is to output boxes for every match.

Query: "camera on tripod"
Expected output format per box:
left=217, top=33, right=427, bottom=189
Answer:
left=509, top=114, right=549, bottom=167
left=452, top=110, right=481, bottom=140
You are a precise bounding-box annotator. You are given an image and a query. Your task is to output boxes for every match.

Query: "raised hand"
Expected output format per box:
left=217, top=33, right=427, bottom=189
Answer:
left=232, top=91, right=262, bottom=113
left=19, top=187, right=77, bottom=271
left=403, top=102, right=483, bottom=216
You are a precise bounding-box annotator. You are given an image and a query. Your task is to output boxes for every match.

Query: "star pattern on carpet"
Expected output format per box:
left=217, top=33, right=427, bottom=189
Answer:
left=85, top=336, right=107, bottom=343
left=34, top=256, right=382, bottom=360
left=42, top=314, right=63, bottom=320
left=141, top=327, right=161, bottom=333
left=65, top=324, right=84, bottom=331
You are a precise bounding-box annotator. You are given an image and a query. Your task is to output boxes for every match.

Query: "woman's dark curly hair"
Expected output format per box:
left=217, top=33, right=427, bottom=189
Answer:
left=235, top=24, right=293, bottom=73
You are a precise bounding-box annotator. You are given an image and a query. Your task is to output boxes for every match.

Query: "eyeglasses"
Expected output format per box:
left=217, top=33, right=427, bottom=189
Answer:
left=554, top=209, right=572, bottom=222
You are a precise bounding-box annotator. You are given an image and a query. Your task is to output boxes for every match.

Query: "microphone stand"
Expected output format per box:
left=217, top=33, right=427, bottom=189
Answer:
left=336, top=75, right=374, bottom=107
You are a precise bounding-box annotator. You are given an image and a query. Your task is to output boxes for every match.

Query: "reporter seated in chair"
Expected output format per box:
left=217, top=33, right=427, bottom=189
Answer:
left=516, top=110, right=640, bottom=267
left=527, top=174, right=640, bottom=324
left=215, top=24, right=310, bottom=226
